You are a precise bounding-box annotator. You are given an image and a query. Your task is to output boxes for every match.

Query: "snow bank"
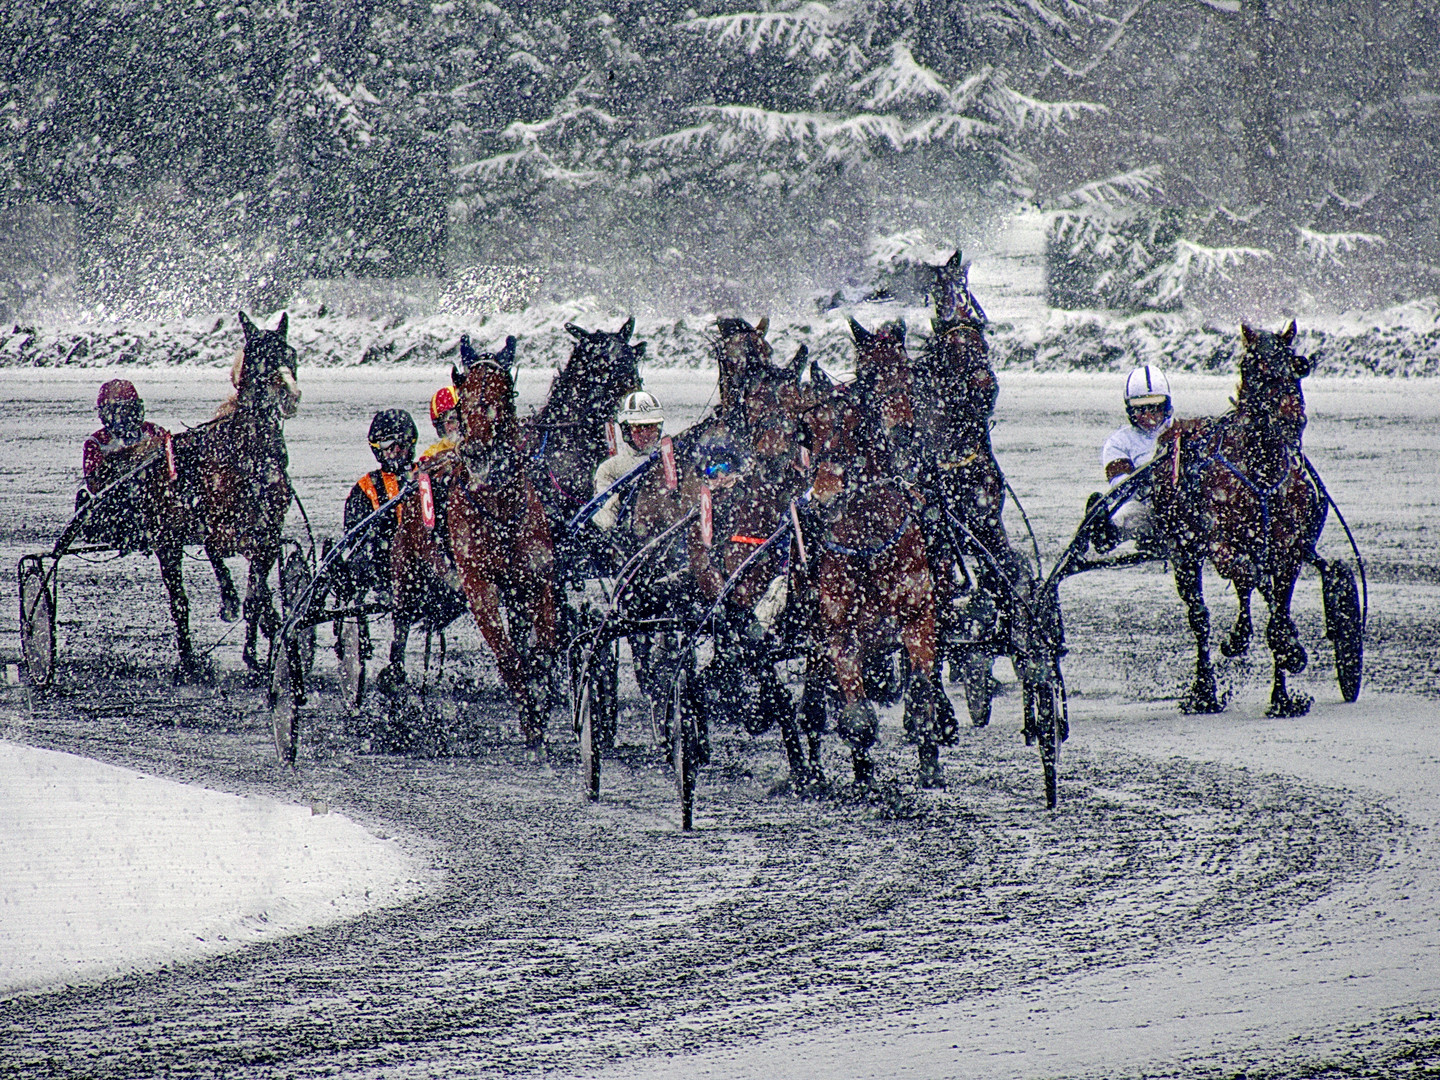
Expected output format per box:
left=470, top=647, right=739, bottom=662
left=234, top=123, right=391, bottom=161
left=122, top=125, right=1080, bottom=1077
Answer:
left=4, top=295, right=1439, bottom=377
left=0, top=741, right=429, bottom=998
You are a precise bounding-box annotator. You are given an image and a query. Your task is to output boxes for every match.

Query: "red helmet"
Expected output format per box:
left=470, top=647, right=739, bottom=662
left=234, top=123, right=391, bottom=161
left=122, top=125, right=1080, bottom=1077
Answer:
left=430, top=385, right=459, bottom=423
left=96, top=379, right=140, bottom=411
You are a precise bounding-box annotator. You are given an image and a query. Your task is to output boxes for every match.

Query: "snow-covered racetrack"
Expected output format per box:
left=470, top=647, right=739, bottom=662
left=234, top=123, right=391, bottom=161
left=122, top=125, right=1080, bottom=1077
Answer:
left=1, top=364, right=1437, bottom=1079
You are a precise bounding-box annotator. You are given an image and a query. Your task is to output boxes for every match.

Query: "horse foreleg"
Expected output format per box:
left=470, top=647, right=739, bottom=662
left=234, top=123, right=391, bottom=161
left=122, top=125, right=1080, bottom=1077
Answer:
left=1220, top=585, right=1253, bottom=658
left=157, top=545, right=205, bottom=684
left=1175, top=559, right=1221, bottom=713
left=1263, top=564, right=1312, bottom=717
left=241, top=552, right=280, bottom=673
left=466, top=578, right=543, bottom=751
left=208, top=549, right=241, bottom=623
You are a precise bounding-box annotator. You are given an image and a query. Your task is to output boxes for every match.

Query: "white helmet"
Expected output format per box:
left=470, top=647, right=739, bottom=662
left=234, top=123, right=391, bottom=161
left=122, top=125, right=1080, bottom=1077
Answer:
left=1123, top=365, right=1172, bottom=424
left=615, top=390, right=664, bottom=428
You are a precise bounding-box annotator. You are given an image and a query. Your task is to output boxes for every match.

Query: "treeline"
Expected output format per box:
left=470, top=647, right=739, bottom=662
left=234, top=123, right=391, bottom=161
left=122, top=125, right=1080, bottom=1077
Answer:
left=1, top=0, right=1436, bottom=320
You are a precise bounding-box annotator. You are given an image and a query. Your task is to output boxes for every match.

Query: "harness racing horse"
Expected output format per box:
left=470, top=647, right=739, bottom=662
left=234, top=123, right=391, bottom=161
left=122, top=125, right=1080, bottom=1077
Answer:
left=396, top=335, right=559, bottom=753
left=152, top=311, right=299, bottom=680
left=915, top=252, right=1034, bottom=726
left=796, top=327, right=950, bottom=789
left=683, top=342, right=822, bottom=789
left=526, top=318, right=645, bottom=582
left=1149, top=320, right=1322, bottom=717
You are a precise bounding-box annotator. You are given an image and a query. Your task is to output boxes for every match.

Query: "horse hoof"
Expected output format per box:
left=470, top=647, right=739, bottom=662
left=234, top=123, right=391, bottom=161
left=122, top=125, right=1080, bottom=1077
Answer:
left=1178, top=688, right=1223, bottom=715
left=374, top=665, right=407, bottom=697
left=1219, top=635, right=1249, bottom=659
left=918, top=744, right=945, bottom=790
left=1267, top=693, right=1312, bottom=718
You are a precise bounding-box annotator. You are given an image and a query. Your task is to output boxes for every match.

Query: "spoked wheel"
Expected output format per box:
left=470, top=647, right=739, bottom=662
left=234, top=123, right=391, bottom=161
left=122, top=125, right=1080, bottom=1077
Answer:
left=18, top=559, right=56, bottom=688
left=576, top=673, right=600, bottom=801
left=1321, top=560, right=1363, bottom=703
left=269, top=638, right=299, bottom=766
left=1024, top=680, right=1063, bottom=810
left=672, top=665, right=701, bottom=832
left=336, top=614, right=368, bottom=713
left=279, top=543, right=317, bottom=676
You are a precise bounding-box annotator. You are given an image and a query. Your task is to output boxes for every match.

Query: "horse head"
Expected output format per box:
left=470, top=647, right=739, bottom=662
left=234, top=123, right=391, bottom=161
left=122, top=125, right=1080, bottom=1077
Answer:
left=930, top=251, right=987, bottom=332
left=557, top=316, right=646, bottom=422
left=848, top=315, right=917, bottom=440
left=736, top=343, right=811, bottom=463
left=453, top=334, right=521, bottom=484
left=1240, top=320, right=1312, bottom=385
left=714, top=316, right=772, bottom=416
left=237, top=311, right=300, bottom=420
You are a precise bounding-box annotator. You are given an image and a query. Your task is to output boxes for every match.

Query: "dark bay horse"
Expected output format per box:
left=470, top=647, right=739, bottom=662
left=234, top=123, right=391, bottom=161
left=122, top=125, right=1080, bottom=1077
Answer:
left=1149, top=320, right=1322, bottom=717
left=915, top=252, right=1034, bottom=725
left=526, top=318, right=645, bottom=580
left=146, top=311, right=299, bottom=680
left=396, top=335, right=558, bottom=753
left=796, top=323, right=949, bottom=788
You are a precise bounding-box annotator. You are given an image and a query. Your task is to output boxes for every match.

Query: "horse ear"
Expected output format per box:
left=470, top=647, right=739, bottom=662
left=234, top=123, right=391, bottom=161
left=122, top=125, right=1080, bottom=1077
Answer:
left=618, top=315, right=634, bottom=341
left=756, top=316, right=769, bottom=337
left=564, top=323, right=586, bottom=341
left=452, top=364, right=466, bottom=389
left=946, top=251, right=962, bottom=272
left=496, top=335, right=517, bottom=367
left=275, top=312, right=288, bottom=338
left=789, top=343, right=809, bottom=379
left=460, top=334, right=480, bottom=370
left=1241, top=323, right=1257, bottom=347
left=239, top=311, right=257, bottom=341
left=1280, top=319, right=1297, bottom=346
left=633, top=341, right=647, bottom=358
left=895, top=318, right=907, bottom=343
left=847, top=316, right=872, bottom=346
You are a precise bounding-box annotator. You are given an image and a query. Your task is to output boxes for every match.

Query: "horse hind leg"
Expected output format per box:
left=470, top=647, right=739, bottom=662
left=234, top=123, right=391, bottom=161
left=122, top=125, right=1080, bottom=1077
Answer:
left=241, top=552, right=280, bottom=674
left=1220, top=585, right=1253, bottom=658
left=1175, top=559, right=1222, bottom=713
left=208, top=550, right=241, bottom=623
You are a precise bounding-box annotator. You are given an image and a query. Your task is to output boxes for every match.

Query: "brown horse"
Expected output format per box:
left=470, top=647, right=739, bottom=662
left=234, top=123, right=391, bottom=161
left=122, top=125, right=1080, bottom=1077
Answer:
left=1149, top=320, right=1322, bottom=717
left=796, top=328, right=948, bottom=789
left=396, top=335, right=558, bottom=752
left=142, top=311, right=298, bottom=680
left=681, top=342, right=821, bottom=786
left=915, top=252, right=1034, bottom=726
left=526, top=317, right=645, bottom=582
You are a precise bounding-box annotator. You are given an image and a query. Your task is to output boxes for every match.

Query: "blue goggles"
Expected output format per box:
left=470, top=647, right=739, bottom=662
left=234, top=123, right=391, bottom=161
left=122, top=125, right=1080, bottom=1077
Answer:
left=701, top=459, right=735, bottom=479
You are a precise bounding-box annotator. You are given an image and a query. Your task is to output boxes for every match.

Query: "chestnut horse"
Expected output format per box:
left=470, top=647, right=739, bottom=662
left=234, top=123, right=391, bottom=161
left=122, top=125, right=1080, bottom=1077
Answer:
left=1149, top=321, right=1322, bottom=717
left=796, top=321, right=949, bottom=789
left=395, top=335, right=558, bottom=752
left=150, top=311, right=299, bottom=680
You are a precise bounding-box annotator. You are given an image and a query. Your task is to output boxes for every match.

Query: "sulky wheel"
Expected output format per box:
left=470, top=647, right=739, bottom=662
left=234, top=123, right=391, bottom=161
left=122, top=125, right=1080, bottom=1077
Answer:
left=1024, top=680, right=1063, bottom=810
left=1322, top=560, right=1364, bottom=703
left=575, top=654, right=602, bottom=802
left=269, top=638, right=299, bottom=766
left=672, top=665, right=699, bottom=832
left=336, top=614, right=368, bottom=713
left=18, top=559, right=56, bottom=689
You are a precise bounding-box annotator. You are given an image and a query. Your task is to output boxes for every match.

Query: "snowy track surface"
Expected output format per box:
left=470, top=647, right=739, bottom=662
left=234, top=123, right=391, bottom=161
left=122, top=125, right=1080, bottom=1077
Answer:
left=1, top=368, right=1437, bottom=1079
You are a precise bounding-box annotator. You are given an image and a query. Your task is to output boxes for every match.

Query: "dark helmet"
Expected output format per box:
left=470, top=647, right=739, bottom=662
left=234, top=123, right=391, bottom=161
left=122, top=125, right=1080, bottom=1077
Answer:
left=368, top=409, right=417, bottom=468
